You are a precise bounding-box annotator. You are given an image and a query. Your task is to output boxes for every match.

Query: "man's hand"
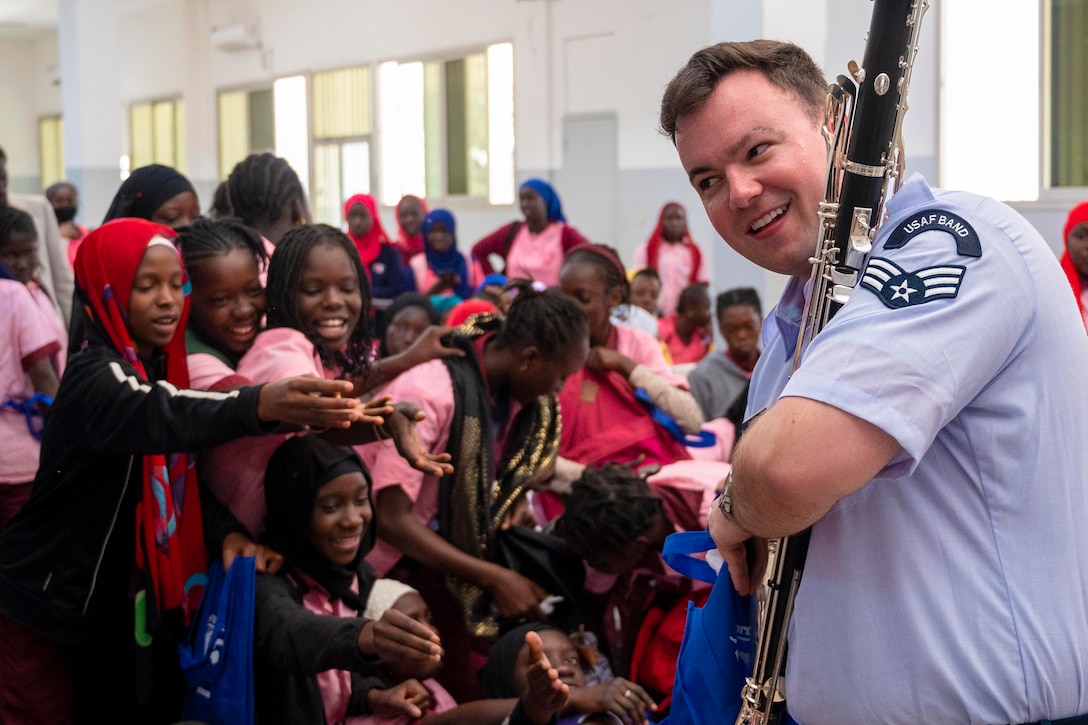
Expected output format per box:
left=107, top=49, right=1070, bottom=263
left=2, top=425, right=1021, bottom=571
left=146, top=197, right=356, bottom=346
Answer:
left=708, top=504, right=765, bottom=596
left=387, top=401, right=455, bottom=478
left=357, top=607, right=443, bottom=665
left=221, top=532, right=284, bottom=574
left=366, top=679, right=432, bottom=719
left=256, top=376, right=359, bottom=429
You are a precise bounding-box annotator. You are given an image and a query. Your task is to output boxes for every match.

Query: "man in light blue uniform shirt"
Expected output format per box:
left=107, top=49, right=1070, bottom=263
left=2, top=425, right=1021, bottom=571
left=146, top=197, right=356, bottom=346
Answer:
left=661, top=39, right=1088, bottom=724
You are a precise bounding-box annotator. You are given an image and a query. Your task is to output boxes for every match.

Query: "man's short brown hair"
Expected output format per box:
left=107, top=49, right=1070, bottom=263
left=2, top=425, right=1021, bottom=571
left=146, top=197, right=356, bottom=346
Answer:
left=660, top=39, right=827, bottom=142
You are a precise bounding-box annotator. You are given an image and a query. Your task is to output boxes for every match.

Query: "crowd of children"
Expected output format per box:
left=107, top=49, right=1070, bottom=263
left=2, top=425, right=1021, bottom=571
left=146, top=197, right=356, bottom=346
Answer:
left=0, top=154, right=766, bottom=725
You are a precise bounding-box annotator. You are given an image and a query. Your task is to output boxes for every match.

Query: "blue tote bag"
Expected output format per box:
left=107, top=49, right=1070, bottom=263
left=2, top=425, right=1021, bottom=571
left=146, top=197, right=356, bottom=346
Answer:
left=659, top=531, right=753, bottom=725
left=179, top=555, right=256, bottom=725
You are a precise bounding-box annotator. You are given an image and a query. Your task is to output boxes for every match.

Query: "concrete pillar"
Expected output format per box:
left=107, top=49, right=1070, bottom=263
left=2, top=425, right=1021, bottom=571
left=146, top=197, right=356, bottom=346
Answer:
left=182, top=0, right=219, bottom=208
left=58, top=0, right=123, bottom=224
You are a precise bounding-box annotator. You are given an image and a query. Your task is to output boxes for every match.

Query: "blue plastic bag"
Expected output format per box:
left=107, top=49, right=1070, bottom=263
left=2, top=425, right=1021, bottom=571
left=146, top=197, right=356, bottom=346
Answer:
left=659, top=531, right=753, bottom=725
left=179, top=556, right=256, bottom=725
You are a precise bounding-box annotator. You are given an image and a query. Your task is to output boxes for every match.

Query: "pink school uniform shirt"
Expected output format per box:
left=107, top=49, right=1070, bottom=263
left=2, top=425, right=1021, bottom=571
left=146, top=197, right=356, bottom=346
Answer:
left=0, top=280, right=63, bottom=484
left=365, top=358, right=455, bottom=577
left=408, top=252, right=482, bottom=299
left=657, top=314, right=711, bottom=365
left=199, top=327, right=326, bottom=535
left=633, top=241, right=708, bottom=317
left=504, top=222, right=565, bottom=287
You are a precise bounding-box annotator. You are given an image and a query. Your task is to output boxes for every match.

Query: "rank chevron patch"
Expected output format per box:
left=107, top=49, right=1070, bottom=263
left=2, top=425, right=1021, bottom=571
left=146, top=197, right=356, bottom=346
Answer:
left=860, top=257, right=967, bottom=309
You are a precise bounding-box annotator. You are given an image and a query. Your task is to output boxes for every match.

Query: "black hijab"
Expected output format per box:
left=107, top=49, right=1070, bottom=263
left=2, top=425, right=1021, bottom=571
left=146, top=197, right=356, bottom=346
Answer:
left=102, top=164, right=195, bottom=223
left=480, top=622, right=566, bottom=698
left=263, top=435, right=375, bottom=610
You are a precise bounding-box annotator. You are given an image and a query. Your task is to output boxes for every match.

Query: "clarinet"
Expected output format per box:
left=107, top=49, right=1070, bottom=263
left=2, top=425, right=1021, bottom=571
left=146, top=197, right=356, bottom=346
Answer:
left=735, top=2, right=929, bottom=723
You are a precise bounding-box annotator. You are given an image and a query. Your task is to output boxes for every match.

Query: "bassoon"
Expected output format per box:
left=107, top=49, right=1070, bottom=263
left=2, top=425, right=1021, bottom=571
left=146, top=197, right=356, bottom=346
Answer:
left=735, top=1, right=929, bottom=723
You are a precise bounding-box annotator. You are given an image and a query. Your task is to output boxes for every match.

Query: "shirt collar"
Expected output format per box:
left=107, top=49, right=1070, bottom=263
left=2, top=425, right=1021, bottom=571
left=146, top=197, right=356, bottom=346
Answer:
left=768, top=276, right=808, bottom=360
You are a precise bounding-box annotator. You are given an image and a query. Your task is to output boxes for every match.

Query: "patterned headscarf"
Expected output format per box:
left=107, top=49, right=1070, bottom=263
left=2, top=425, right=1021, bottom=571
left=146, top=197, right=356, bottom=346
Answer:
left=73, top=218, right=205, bottom=626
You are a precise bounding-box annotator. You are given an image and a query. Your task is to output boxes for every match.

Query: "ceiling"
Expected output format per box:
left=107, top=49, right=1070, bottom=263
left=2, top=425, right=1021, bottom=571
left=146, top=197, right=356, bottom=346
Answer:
left=0, top=0, right=57, bottom=38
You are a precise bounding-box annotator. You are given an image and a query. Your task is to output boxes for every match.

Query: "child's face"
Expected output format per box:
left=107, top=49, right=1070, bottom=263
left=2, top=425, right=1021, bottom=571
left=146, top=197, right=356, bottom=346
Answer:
left=719, top=304, right=762, bottom=360
left=310, top=470, right=371, bottom=567
left=559, top=262, right=622, bottom=347
left=397, top=199, right=424, bottom=237
left=296, top=243, right=363, bottom=353
left=629, top=275, right=660, bottom=315
left=513, top=629, right=586, bottom=694
left=661, top=206, right=687, bottom=241
left=151, top=191, right=201, bottom=230
left=0, top=230, right=40, bottom=284
left=426, top=221, right=454, bottom=254
left=385, top=592, right=442, bottom=679
left=347, top=203, right=373, bottom=239
left=128, top=244, right=185, bottom=361
left=684, top=295, right=712, bottom=329
left=188, top=249, right=266, bottom=356
left=384, top=305, right=432, bottom=357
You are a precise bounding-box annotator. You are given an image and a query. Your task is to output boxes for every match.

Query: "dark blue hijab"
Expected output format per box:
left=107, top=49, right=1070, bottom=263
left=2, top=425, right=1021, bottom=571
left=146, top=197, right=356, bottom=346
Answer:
left=521, top=178, right=566, bottom=223
left=422, top=208, right=472, bottom=300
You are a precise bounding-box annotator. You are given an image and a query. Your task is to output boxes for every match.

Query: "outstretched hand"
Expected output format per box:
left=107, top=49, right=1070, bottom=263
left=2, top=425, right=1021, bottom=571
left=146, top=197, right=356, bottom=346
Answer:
left=366, top=678, right=432, bottom=720
left=388, top=401, right=455, bottom=478
left=358, top=607, right=443, bottom=665
left=256, top=376, right=359, bottom=430
left=568, top=677, right=656, bottom=725
left=520, top=630, right=570, bottom=725
left=405, top=325, right=466, bottom=368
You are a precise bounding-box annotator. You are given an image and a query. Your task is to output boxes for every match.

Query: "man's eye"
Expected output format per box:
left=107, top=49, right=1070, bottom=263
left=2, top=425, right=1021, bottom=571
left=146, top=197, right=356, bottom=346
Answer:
left=748, top=143, right=769, bottom=160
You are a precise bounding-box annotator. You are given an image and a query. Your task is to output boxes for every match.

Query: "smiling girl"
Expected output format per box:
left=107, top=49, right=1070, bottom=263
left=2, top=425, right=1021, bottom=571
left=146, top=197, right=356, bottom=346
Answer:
left=0, top=218, right=363, bottom=723
left=255, top=436, right=444, bottom=725
left=178, top=218, right=268, bottom=390
left=202, top=224, right=457, bottom=537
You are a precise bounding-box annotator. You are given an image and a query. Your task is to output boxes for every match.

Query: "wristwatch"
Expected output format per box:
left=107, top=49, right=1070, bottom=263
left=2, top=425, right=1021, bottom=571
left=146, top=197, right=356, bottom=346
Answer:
left=717, top=472, right=737, bottom=523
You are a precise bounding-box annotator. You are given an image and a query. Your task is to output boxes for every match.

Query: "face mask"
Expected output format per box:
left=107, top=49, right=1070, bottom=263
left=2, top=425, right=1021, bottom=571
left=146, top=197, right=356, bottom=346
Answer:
left=54, top=205, right=77, bottom=223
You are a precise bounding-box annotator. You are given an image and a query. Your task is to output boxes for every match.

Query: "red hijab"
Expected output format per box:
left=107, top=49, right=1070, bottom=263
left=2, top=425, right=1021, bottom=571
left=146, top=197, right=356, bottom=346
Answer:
left=74, top=218, right=205, bottom=625
left=344, top=193, right=390, bottom=273
left=644, top=201, right=702, bottom=283
left=1061, top=201, right=1088, bottom=330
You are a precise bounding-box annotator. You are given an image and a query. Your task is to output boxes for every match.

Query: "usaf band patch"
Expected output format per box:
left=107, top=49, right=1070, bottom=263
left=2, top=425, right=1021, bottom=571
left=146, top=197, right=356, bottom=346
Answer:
left=885, top=208, right=982, bottom=258
left=860, top=257, right=966, bottom=309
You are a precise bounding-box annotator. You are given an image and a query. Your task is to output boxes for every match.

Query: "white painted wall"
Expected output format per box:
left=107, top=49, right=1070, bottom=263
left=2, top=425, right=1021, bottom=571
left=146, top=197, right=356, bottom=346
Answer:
left=0, top=37, right=44, bottom=188
left=0, top=0, right=1079, bottom=287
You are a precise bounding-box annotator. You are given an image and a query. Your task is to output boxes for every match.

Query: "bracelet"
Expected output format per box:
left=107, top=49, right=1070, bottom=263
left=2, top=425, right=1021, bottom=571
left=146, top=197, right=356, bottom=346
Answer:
left=717, top=471, right=737, bottom=523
